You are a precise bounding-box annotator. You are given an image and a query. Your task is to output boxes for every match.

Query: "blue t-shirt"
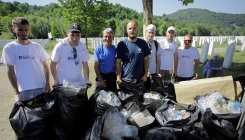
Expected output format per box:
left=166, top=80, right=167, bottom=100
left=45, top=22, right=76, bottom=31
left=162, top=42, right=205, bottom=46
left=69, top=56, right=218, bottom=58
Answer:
left=94, top=44, right=117, bottom=73
left=117, top=38, right=151, bottom=79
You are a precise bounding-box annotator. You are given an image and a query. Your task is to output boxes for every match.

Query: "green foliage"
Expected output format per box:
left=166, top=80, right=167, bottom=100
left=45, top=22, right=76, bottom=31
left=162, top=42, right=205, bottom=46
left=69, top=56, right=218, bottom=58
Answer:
left=58, top=0, right=112, bottom=38
left=51, top=23, right=63, bottom=39
left=166, top=8, right=245, bottom=35
left=0, top=1, right=244, bottom=39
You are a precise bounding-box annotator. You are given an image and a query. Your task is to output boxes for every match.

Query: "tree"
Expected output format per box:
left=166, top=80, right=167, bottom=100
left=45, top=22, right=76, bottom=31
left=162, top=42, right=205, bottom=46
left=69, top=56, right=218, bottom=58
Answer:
left=51, top=23, right=63, bottom=39
left=58, top=0, right=111, bottom=46
left=142, top=0, right=194, bottom=37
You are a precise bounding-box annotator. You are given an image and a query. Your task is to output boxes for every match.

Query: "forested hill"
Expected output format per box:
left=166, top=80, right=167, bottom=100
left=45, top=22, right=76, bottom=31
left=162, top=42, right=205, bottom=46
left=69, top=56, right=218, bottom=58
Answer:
left=165, top=8, right=245, bottom=28
left=0, top=1, right=245, bottom=39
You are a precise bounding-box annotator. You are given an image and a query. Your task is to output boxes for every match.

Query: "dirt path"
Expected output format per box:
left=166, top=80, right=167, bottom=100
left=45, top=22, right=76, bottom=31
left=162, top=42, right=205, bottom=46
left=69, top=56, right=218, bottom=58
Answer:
left=0, top=45, right=242, bottom=139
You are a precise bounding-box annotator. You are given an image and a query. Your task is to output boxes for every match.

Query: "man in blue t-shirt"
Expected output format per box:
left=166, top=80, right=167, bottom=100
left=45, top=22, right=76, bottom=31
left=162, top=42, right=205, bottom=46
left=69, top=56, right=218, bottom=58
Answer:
left=94, top=28, right=117, bottom=91
left=116, top=20, right=151, bottom=85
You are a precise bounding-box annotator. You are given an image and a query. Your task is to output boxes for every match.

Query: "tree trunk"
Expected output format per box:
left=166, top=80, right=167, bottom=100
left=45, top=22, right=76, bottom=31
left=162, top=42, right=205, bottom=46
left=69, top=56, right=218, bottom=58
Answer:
left=142, top=0, right=153, bottom=38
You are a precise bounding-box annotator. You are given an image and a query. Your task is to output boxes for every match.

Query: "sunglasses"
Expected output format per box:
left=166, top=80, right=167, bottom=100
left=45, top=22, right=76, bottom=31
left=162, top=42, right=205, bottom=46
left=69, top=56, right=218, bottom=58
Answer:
left=184, top=40, right=192, bottom=43
left=72, top=48, right=77, bottom=59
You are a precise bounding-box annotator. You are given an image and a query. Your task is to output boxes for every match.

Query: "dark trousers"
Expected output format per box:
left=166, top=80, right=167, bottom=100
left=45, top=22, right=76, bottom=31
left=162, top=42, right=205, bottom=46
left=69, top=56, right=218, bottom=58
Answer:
left=145, top=73, right=157, bottom=91
left=175, top=76, right=194, bottom=82
left=96, top=72, right=117, bottom=91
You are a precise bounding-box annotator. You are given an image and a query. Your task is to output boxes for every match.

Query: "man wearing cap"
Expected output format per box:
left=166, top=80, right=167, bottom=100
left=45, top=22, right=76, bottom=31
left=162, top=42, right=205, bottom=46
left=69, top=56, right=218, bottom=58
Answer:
left=144, top=24, right=160, bottom=91
left=203, top=53, right=223, bottom=78
left=116, top=20, right=151, bottom=86
left=157, top=26, right=178, bottom=87
left=176, top=34, right=200, bottom=82
left=50, top=23, right=91, bottom=86
left=94, top=28, right=117, bottom=91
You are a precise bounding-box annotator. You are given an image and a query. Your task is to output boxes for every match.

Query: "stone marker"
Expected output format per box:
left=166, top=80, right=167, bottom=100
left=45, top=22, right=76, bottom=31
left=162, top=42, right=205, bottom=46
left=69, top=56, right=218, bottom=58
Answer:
left=200, top=42, right=209, bottom=63
left=208, top=41, right=214, bottom=55
left=223, top=42, right=235, bottom=68
left=241, top=41, right=245, bottom=51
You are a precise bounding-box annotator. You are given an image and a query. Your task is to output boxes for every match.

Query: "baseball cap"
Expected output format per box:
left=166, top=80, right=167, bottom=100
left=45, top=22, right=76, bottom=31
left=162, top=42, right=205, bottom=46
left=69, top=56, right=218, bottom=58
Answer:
left=146, top=24, right=156, bottom=31
left=167, top=26, right=176, bottom=33
left=213, top=53, right=219, bottom=57
left=68, top=23, right=81, bottom=33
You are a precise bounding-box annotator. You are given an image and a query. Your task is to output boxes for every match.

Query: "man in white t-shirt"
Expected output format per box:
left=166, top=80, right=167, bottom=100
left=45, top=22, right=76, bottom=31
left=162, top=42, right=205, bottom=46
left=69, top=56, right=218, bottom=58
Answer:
left=50, top=23, right=91, bottom=86
left=157, top=26, right=178, bottom=87
left=144, top=24, right=160, bottom=91
left=1, top=17, right=51, bottom=102
left=176, top=34, right=200, bottom=82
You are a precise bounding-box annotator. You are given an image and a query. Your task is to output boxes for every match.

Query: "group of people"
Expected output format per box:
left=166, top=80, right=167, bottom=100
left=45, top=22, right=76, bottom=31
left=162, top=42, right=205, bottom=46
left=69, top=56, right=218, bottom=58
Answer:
left=1, top=17, right=224, bottom=104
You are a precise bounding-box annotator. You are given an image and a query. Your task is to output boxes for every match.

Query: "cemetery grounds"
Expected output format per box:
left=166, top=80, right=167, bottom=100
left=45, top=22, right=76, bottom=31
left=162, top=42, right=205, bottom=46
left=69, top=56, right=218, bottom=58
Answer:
left=0, top=40, right=244, bottom=139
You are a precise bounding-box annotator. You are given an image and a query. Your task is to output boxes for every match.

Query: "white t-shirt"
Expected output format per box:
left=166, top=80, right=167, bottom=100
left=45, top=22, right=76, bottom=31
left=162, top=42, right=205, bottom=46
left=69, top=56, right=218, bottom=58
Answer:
left=51, top=38, right=90, bottom=84
left=147, top=40, right=159, bottom=74
left=1, top=41, right=50, bottom=91
left=157, top=39, right=178, bottom=71
left=177, top=46, right=200, bottom=77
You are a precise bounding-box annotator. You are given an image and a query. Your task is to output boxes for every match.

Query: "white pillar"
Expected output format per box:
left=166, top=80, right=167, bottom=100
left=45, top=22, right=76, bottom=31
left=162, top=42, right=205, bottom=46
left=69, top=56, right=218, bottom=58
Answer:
left=223, top=42, right=236, bottom=68
left=200, top=42, right=209, bottom=63
left=208, top=41, right=214, bottom=56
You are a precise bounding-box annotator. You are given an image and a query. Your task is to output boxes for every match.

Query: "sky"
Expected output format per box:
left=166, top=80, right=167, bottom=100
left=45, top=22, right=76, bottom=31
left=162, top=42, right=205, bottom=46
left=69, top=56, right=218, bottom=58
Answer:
left=3, top=0, right=245, bottom=15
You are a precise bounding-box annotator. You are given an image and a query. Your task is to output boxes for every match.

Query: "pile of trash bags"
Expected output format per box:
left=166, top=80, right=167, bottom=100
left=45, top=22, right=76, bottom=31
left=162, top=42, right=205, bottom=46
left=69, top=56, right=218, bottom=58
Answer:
left=9, top=78, right=243, bottom=140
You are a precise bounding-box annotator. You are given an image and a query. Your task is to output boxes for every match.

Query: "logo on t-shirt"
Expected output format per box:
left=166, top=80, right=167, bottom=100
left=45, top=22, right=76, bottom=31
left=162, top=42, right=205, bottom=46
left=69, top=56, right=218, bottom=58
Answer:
left=18, top=55, right=36, bottom=59
left=138, top=48, right=142, bottom=53
left=68, top=57, right=76, bottom=60
left=182, top=55, right=191, bottom=58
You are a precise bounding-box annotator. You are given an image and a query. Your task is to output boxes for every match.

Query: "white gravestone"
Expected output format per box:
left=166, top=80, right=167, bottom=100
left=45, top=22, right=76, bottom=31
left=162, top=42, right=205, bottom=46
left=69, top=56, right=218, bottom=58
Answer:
left=208, top=41, right=214, bottom=56
left=241, top=41, right=245, bottom=51
left=192, top=40, right=197, bottom=47
left=200, top=42, right=209, bottom=63
left=223, top=42, right=236, bottom=68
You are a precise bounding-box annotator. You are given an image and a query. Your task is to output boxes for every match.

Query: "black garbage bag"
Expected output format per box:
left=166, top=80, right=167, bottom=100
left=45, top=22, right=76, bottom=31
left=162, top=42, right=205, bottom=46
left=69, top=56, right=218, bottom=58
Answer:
left=89, top=88, right=122, bottom=119
left=117, top=81, right=144, bottom=105
left=53, top=85, right=92, bottom=140
left=9, top=93, right=56, bottom=140
left=124, top=98, right=155, bottom=137
left=201, top=108, right=239, bottom=140
left=194, top=93, right=241, bottom=127
left=83, top=107, right=139, bottom=140
left=142, top=91, right=166, bottom=116
left=146, top=127, right=205, bottom=140
left=155, top=100, right=200, bottom=128
left=145, top=128, right=177, bottom=140
left=151, top=75, right=176, bottom=102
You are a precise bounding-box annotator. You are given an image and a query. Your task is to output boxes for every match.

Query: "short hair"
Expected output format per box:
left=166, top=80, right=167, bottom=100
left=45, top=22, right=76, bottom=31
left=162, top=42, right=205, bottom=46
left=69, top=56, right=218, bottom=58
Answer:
left=185, top=34, right=193, bottom=40
left=127, top=20, right=138, bottom=27
left=12, top=17, right=29, bottom=27
left=103, top=28, right=114, bottom=35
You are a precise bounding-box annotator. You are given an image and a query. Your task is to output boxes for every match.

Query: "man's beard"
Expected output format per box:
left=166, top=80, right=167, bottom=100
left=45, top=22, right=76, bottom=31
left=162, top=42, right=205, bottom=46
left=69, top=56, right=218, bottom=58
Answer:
left=17, top=34, right=29, bottom=40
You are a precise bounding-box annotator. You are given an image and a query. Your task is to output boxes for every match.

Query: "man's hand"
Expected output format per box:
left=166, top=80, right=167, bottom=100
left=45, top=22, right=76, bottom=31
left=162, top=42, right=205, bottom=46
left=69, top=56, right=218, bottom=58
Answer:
left=116, top=78, right=122, bottom=85
left=141, top=75, right=147, bottom=82
left=45, top=83, right=51, bottom=93
left=157, top=73, right=162, bottom=78
left=98, top=79, right=106, bottom=88
left=194, top=73, right=198, bottom=79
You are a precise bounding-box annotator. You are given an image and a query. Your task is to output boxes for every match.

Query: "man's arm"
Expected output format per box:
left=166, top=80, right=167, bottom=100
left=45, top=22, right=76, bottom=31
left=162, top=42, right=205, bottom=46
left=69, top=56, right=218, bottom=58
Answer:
left=194, top=59, right=200, bottom=78
left=50, top=61, right=59, bottom=86
left=42, top=61, right=51, bottom=93
left=141, top=56, right=149, bottom=82
left=94, top=61, right=106, bottom=88
left=156, top=54, right=161, bottom=76
left=82, top=61, right=90, bottom=83
left=173, top=47, right=178, bottom=77
left=7, top=64, right=19, bottom=94
left=116, top=58, right=122, bottom=85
